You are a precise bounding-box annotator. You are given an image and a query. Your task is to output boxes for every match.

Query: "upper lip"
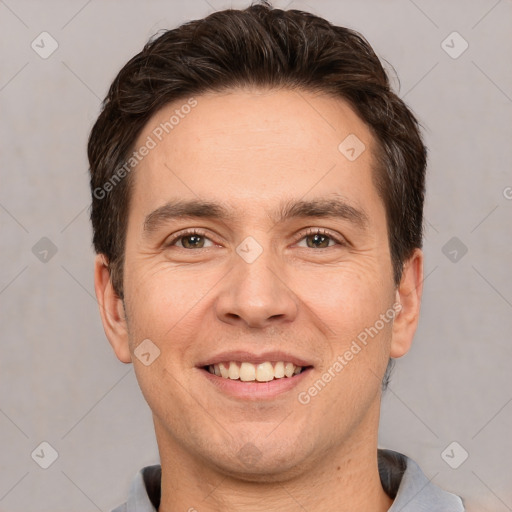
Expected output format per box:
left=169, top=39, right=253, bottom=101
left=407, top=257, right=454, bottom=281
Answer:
left=197, top=350, right=314, bottom=368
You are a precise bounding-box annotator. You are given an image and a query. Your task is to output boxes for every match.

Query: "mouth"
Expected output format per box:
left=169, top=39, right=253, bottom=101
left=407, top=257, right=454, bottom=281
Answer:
left=202, top=360, right=312, bottom=382
left=197, top=353, right=314, bottom=400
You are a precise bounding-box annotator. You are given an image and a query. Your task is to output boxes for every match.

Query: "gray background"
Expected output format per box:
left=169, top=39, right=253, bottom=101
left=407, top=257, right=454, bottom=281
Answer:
left=1, top=0, right=511, bottom=510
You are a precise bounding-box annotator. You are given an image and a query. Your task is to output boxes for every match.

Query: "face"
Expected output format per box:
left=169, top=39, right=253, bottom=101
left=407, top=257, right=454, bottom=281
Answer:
left=95, top=88, right=422, bottom=480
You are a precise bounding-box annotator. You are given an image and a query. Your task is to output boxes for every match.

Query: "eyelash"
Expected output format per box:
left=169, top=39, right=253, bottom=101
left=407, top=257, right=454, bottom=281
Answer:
left=166, top=228, right=346, bottom=249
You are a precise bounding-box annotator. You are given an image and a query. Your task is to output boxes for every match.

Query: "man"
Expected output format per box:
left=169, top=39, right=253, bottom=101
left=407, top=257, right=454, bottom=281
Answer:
left=89, top=2, right=465, bottom=510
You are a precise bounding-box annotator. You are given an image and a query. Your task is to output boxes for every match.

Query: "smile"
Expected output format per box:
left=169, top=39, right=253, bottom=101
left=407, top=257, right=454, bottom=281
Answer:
left=205, top=361, right=307, bottom=382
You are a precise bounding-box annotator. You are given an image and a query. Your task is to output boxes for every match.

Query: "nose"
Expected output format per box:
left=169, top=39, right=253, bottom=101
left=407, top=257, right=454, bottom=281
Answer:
left=214, top=244, right=298, bottom=329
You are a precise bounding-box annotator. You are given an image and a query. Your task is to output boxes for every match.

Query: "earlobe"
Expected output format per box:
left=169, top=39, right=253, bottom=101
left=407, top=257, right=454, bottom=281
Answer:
left=390, top=249, right=424, bottom=359
left=94, top=254, right=132, bottom=363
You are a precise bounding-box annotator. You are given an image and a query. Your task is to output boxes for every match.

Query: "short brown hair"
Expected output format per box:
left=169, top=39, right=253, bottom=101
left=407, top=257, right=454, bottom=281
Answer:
left=88, top=1, right=426, bottom=301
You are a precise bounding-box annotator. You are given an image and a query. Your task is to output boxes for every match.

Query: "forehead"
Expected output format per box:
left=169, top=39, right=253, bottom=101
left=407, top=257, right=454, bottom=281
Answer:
left=129, top=88, right=382, bottom=220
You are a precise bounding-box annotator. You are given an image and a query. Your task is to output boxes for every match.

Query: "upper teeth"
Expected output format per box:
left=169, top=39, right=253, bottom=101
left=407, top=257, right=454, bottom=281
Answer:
left=207, top=361, right=303, bottom=381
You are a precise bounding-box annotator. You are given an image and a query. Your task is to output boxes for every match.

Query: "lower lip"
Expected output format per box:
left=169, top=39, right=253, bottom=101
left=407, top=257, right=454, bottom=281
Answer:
left=199, top=368, right=312, bottom=400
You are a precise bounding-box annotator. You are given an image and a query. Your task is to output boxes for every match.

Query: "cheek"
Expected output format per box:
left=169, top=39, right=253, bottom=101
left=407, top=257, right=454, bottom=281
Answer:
left=123, top=261, right=222, bottom=349
left=299, top=261, right=392, bottom=329
left=298, top=262, right=395, bottom=381
left=123, top=265, right=212, bottom=421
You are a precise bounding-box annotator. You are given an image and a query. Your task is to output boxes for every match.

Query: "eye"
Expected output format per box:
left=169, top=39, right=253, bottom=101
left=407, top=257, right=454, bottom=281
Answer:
left=165, top=228, right=345, bottom=250
left=166, top=229, right=215, bottom=249
left=296, top=228, right=345, bottom=249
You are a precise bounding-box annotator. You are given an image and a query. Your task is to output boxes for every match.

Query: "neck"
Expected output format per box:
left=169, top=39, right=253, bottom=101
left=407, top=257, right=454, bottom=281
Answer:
left=154, top=401, right=392, bottom=512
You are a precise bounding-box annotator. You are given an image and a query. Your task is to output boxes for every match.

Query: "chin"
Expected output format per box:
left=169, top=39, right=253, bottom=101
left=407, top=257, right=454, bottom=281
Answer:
left=213, top=455, right=309, bottom=483
left=204, top=435, right=317, bottom=483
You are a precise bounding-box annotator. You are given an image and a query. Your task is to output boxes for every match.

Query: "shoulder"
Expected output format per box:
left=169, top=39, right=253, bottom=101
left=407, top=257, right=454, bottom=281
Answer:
left=378, top=449, right=465, bottom=511
left=110, top=465, right=161, bottom=512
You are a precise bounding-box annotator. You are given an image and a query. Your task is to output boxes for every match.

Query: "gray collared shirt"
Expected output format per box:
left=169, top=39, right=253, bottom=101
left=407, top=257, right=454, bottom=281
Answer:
left=111, top=449, right=465, bottom=511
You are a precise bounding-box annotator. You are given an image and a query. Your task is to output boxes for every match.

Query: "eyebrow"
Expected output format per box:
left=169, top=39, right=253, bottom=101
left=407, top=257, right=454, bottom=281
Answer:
left=142, top=197, right=369, bottom=236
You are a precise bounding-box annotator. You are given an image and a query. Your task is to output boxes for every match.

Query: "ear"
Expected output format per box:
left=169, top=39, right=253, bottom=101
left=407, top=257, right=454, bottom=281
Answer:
left=390, top=248, right=424, bottom=358
left=94, top=254, right=132, bottom=363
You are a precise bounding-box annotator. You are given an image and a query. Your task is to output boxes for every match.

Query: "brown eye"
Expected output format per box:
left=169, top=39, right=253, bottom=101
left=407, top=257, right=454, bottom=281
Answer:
left=296, top=229, right=342, bottom=249
left=167, top=230, right=214, bottom=249
left=305, top=232, right=332, bottom=249
left=180, top=234, right=206, bottom=249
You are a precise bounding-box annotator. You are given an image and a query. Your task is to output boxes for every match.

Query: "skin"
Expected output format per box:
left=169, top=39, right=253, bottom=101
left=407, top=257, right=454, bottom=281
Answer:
left=94, top=88, right=423, bottom=511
